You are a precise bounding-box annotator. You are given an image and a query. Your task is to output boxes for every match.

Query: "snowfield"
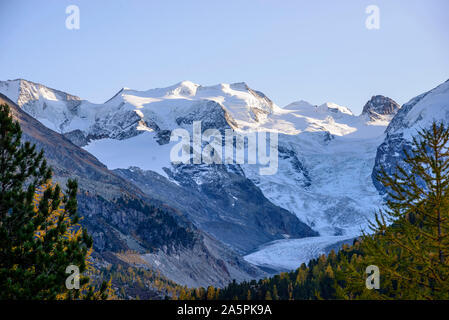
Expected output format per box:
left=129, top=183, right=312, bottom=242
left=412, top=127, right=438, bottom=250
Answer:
left=84, top=131, right=175, bottom=178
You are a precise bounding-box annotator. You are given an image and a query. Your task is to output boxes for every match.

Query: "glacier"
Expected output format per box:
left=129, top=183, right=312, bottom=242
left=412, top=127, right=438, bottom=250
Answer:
left=244, top=235, right=355, bottom=271
left=0, top=78, right=404, bottom=271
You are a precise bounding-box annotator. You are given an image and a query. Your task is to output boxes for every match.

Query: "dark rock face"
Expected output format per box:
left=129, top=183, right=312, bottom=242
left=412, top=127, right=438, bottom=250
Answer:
left=63, top=129, right=89, bottom=147
left=176, top=100, right=231, bottom=130
left=86, top=110, right=143, bottom=141
left=155, top=129, right=172, bottom=145
left=371, top=94, right=422, bottom=194
left=371, top=133, right=412, bottom=194
left=362, top=95, right=400, bottom=121
left=367, top=96, right=404, bottom=194
left=278, top=145, right=312, bottom=188
left=371, top=96, right=418, bottom=194
left=115, top=165, right=318, bottom=254
left=77, top=194, right=197, bottom=253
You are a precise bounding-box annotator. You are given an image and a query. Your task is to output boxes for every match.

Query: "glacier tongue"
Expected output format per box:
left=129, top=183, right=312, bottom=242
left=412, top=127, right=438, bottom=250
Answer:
left=244, top=235, right=355, bottom=271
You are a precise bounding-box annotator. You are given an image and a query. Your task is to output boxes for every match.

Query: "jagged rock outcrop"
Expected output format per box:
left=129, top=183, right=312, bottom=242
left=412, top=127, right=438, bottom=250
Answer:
left=362, top=95, right=400, bottom=122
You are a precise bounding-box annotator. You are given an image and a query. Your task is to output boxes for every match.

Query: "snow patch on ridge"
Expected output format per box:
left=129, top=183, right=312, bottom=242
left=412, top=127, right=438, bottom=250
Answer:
left=84, top=131, right=174, bottom=178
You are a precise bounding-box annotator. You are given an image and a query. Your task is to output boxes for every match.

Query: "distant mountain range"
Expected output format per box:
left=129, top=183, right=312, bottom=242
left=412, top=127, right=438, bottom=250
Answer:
left=1, top=77, right=448, bottom=279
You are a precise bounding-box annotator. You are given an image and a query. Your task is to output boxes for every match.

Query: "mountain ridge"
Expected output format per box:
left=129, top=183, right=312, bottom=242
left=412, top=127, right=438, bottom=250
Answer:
left=2, top=77, right=448, bottom=274
left=0, top=78, right=410, bottom=272
left=372, top=79, right=449, bottom=194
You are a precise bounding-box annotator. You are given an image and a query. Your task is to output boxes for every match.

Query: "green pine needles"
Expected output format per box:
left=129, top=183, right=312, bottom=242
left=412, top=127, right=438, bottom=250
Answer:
left=355, top=122, right=449, bottom=299
left=0, top=103, right=111, bottom=300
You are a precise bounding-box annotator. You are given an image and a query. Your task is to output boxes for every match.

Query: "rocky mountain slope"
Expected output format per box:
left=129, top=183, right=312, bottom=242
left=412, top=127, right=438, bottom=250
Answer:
left=0, top=77, right=411, bottom=272
left=113, top=166, right=315, bottom=253
left=0, top=92, right=266, bottom=288
left=361, top=95, right=400, bottom=123
left=372, top=79, right=449, bottom=194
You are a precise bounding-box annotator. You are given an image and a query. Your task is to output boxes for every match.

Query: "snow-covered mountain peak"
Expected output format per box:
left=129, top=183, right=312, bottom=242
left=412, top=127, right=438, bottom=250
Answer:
left=318, top=102, right=353, bottom=116
left=386, top=79, right=449, bottom=138
left=283, top=101, right=353, bottom=116
left=283, top=99, right=352, bottom=114
left=0, top=79, right=83, bottom=132
left=0, top=79, right=281, bottom=138
left=283, top=100, right=314, bottom=110
left=100, top=80, right=279, bottom=133
left=0, top=79, right=81, bottom=107
left=0, top=78, right=400, bottom=141
left=267, top=100, right=373, bottom=137
left=166, top=80, right=200, bottom=97
left=178, top=80, right=199, bottom=88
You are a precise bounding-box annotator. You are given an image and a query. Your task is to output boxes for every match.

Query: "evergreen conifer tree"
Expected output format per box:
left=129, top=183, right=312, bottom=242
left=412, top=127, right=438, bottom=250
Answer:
left=0, top=103, right=110, bottom=299
left=339, top=122, right=449, bottom=299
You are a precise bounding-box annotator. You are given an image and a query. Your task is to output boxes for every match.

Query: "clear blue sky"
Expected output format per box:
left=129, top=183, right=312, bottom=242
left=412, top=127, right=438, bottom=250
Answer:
left=1, top=0, right=448, bottom=114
